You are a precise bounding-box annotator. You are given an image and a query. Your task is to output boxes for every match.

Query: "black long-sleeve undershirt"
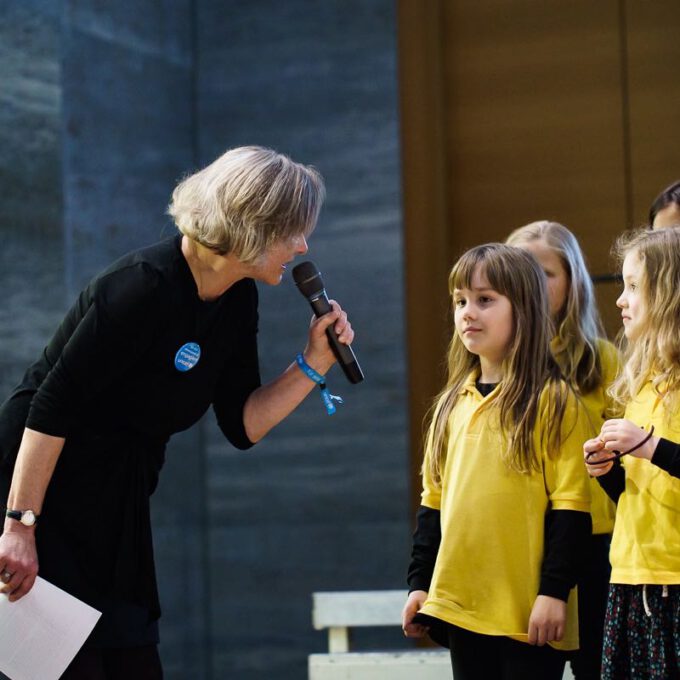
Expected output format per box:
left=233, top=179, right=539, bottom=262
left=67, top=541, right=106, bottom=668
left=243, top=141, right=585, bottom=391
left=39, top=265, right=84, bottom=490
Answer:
left=540, top=509, right=591, bottom=601
left=596, top=436, right=680, bottom=504
left=595, top=459, right=625, bottom=503
left=407, top=505, right=441, bottom=593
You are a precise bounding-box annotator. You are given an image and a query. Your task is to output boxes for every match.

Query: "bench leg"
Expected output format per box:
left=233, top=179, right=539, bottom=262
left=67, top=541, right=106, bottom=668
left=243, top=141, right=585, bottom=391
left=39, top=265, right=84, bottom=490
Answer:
left=328, top=627, right=349, bottom=653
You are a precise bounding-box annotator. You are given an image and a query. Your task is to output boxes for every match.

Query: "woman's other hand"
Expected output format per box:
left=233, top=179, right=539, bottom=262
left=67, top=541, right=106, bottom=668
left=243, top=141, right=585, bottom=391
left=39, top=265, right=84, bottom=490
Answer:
left=0, top=525, right=38, bottom=601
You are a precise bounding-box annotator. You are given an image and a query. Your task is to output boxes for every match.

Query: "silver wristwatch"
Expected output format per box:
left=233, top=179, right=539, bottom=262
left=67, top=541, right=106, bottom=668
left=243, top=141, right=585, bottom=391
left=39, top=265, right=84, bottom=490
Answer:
left=5, top=508, right=39, bottom=526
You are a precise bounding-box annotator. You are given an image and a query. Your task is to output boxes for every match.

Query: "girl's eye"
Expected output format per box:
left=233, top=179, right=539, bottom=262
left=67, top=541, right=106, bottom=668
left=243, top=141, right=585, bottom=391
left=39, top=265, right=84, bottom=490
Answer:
left=479, top=296, right=492, bottom=304
left=455, top=299, right=465, bottom=308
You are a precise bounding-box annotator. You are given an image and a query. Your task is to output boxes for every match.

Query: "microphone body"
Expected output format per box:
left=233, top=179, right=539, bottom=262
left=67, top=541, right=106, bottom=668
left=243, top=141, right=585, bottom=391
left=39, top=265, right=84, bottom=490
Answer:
left=292, top=262, right=364, bottom=384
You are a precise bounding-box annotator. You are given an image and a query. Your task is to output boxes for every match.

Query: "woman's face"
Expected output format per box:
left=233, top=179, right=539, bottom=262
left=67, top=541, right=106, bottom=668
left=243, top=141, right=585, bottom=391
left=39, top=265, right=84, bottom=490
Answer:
left=652, top=203, right=680, bottom=229
left=516, top=239, right=569, bottom=320
left=250, top=233, right=309, bottom=285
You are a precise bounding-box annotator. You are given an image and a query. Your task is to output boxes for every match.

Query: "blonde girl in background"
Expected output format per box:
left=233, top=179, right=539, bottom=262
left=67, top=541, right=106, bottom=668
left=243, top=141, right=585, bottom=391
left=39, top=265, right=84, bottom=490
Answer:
left=402, top=244, right=592, bottom=680
left=506, top=221, right=619, bottom=680
left=585, top=227, right=680, bottom=680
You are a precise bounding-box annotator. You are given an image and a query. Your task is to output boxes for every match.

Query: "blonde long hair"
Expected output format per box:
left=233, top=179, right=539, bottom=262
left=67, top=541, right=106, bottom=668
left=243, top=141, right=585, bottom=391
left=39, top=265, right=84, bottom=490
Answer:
left=610, top=227, right=680, bottom=413
left=506, top=221, right=604, bottom=394
left=425, top=244, right=570, bottom=485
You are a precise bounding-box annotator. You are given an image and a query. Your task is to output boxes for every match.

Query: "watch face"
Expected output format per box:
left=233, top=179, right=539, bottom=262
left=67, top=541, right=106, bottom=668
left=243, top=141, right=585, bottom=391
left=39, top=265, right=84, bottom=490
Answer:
left=20, top=510, right=36, bottom=526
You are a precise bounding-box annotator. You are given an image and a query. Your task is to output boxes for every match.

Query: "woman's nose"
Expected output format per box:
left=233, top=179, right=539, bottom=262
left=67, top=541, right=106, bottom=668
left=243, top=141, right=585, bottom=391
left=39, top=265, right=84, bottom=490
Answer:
left=297, top=235, right=308, bottom=255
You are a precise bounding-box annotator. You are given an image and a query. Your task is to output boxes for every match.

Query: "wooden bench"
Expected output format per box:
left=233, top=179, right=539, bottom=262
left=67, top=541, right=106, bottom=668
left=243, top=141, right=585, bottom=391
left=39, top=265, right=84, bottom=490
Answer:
left=308, top=590, right=451, bottom=680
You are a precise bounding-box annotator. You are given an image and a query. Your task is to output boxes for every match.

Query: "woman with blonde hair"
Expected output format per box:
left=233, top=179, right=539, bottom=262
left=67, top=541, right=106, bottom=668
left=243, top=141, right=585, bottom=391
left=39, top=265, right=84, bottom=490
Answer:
left=507, top=221, right=619, bottom=680
left=0, top=146, right=355, bottom=678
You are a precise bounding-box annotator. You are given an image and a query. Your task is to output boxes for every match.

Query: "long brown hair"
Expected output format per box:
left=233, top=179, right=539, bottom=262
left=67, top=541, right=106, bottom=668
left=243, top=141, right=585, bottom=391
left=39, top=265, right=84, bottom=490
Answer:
left=425, top=244, right=570, bottom=485
left=610, top=227, right=680, bottom=414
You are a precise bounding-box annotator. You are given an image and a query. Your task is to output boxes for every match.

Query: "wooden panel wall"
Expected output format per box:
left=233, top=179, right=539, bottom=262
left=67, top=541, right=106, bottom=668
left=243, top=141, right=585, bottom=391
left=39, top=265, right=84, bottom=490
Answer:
left=626, top=2, right=680, bottom=222
left=398, top=0, right=680, bottom=511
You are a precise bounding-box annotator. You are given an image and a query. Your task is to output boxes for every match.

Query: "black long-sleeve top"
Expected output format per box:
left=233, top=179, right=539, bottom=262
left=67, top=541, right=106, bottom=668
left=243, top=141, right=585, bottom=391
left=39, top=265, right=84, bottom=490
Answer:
left=0, top=236, right=261, bottom=643
left=596, top=437, right=680, bottom=503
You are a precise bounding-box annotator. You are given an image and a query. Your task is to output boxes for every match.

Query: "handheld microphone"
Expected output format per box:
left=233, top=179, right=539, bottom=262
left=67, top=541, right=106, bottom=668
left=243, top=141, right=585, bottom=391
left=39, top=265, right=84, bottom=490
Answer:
left=292, top=261, right=364, bottom=384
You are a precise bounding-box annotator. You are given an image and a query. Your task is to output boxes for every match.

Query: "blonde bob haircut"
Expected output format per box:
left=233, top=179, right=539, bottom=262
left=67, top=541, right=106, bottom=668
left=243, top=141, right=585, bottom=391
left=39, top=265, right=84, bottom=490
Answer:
left=168, top=146, right=325, bottom=263
left=424, top=244, right=571, bottom=486
left=506, top=221, right=604, bottom=395
left=610, top=227, right=680, bottom=415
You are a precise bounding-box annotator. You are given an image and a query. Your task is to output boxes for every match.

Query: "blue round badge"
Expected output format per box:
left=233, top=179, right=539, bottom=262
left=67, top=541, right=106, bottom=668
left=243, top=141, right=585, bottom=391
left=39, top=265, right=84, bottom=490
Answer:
left=174, top=342, right=201, bottom=372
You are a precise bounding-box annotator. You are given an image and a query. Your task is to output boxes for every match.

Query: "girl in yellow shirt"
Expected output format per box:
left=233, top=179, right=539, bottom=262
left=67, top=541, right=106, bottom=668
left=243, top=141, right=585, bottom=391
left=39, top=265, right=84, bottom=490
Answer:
left=403, top=243, right=592, bottom=680
left=507, top=221, right=619, bottom=680
left=586, top=227, right=680, bottom=679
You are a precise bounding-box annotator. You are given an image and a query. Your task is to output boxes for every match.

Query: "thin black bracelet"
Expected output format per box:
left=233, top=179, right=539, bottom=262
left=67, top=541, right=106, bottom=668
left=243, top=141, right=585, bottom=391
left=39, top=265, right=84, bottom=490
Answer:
left=586, top=425, right=655, bottom=466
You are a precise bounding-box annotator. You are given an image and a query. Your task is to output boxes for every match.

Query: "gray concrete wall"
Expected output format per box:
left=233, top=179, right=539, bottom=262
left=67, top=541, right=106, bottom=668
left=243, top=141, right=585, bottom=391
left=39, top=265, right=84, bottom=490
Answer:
left=60, top=2, right=212, bottom=676
left=0, top=0, right=64, bottom=400
left=196, top=3, right=408, bottom=678
left=1, top=2, right=408, bottom=678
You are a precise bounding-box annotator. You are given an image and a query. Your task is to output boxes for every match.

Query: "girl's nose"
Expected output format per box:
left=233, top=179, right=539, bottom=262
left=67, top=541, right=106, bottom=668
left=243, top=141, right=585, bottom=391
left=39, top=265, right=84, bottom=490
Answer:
left=616, top=293, right=626, bottom=309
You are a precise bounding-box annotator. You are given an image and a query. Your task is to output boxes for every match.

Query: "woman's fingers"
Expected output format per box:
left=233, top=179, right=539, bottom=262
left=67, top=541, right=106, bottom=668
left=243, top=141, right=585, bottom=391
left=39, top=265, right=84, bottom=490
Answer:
left=7, top=572, right=37, bottom=602
left=1, top=570, right=23, bottom=596
left=0, top=532, right=39, bottom=601
left=309, top=302, right=354, bottom=344
left=328, top=300, right=353, bottom=343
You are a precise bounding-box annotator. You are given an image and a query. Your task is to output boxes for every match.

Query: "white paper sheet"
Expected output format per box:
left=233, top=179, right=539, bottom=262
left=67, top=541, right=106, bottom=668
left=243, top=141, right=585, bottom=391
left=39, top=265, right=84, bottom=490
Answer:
left=0, top=576, right=101, bottom=680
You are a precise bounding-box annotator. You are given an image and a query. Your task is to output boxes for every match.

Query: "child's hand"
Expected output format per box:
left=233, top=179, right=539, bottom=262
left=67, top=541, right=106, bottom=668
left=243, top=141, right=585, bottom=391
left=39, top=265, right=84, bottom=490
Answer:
left=584, top=437, right=614, bottom=476
left=528, top=595, right=566, bottom=646
left=401, top=590, right=429, bottom=638
left=600, top=419, right=658, bottom=460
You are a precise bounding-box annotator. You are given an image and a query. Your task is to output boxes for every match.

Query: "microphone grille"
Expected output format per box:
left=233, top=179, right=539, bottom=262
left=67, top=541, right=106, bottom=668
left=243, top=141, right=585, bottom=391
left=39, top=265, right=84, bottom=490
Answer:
left=292, top=261, right=325, bottom=297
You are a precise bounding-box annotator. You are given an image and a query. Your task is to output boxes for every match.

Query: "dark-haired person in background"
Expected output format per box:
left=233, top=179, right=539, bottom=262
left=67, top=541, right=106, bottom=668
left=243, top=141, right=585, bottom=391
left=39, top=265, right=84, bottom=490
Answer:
left=0, top=146, right=354, bottom=679
left=650, top=180, right=680, bottom=228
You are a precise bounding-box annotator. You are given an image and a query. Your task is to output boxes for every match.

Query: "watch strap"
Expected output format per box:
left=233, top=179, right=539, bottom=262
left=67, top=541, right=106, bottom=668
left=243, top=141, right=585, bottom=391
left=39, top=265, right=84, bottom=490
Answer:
left=5, top=508, right=39, bottom=525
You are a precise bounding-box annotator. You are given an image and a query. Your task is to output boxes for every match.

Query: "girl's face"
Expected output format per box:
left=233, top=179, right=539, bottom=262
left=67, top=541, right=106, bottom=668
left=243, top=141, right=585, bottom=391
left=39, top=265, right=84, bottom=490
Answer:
left=652, top=203, right=680, bottom=229
left=453, top=264, right=514, bottom=368
left=517, top=239, right=569, bottom=319
left=617, top=250, right=645, bottom=340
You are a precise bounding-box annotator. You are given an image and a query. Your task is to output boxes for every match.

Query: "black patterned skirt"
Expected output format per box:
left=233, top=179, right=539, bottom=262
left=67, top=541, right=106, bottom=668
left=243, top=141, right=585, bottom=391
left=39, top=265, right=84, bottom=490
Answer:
left=602, top=583, right=680, bottom=679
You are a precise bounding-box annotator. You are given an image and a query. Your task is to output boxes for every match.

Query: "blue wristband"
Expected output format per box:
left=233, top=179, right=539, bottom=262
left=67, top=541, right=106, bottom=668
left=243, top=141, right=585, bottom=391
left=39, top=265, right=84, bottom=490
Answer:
left=295, top=353, right=344, bottom=416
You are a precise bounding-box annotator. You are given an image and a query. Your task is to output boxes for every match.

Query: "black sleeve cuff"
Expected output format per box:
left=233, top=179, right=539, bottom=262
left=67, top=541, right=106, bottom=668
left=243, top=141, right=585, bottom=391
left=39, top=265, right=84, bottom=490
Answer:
left=538, top=576, right=572, bottom=602
left=651, top=438, right=680, bottom=479
left=596, top=458, right=626, bottom=503
left=539, top=509, right=591, bottom=602
left=407, top=505, right=441, bottom=593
